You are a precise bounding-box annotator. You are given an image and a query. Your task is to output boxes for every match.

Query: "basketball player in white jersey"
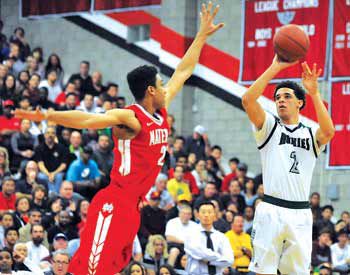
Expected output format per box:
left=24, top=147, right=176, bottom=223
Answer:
left=242, top=56, right=335, bottom=275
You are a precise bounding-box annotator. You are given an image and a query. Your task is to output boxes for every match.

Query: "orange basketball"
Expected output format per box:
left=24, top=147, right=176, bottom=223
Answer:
left=273, top=24, right=310, bottom=62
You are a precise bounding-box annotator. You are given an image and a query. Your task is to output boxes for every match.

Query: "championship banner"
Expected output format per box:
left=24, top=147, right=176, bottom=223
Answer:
left=94, top=0, right=161, bottom=12
left=21, top=0, right=91, bottom=18
left=328, top=81, right=350, bottom=169
left=240, top=0, right=330, bottom=84
left=331, top=0, right=350, bottom=78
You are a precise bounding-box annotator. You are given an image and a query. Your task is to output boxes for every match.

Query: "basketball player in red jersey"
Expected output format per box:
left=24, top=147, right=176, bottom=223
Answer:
left=15, top=3, right=224, bottom=274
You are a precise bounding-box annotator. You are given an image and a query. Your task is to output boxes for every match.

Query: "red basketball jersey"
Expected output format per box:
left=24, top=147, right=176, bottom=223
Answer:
left=110, top=104, right=169, bottom=199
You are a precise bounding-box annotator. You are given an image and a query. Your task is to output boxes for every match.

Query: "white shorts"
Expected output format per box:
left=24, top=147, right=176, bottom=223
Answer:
left=249, top=201, right=312, bottom=275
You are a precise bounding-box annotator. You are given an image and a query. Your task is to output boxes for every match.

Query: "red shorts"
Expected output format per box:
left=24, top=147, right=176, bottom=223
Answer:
left=68, top=184, right=141, bottom=275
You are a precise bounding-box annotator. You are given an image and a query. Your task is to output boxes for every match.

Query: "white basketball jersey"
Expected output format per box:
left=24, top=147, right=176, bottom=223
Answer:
left=254, top=112, right=325, bottom=201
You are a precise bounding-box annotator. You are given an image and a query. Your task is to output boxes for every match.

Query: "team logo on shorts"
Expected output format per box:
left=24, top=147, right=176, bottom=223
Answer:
left=88, top=203, right=114, bottom=275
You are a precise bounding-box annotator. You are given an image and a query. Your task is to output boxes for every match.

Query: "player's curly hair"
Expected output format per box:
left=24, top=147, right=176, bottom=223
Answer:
left=127, top=65, right=158, bottom=101
left=274, top=80, right=306, bottom=110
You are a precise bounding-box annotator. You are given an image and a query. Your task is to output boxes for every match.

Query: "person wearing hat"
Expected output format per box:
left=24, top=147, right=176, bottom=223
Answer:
left=331, top=229, right=350, bottom=274
left=185, top=125, right=211, bottom=160
left=40, top=233, right=69, bottom=271
left=66, top=146, right=100, bottom=200
left=139, top=191, right=166, bottom=251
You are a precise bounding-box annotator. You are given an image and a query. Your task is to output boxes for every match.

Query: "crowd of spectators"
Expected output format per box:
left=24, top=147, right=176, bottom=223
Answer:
left=0, top=21, right=349, bottom=275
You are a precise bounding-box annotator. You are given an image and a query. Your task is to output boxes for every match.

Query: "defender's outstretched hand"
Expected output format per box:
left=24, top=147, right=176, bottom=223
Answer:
left=301, top=62, right=322, bottom=96
left=14, top=107, right=47, bottom=122
left=198, top=1, right=225, bottom=37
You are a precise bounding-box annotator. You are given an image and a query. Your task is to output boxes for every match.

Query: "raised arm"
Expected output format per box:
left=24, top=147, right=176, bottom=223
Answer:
left=301, top=62, right=335, bottom=145
left=14, top=108, right=141, bottom=132
left=165, top=1, right=224, bottom=108
left=241, top=56, right=297, bottom=129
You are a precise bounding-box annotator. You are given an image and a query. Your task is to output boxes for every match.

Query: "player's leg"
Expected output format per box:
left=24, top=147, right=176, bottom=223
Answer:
left=68, top=185, right=140, bottom=275
left=278, top=208, right=312, bottom=275
left=248, top=202, right=284, bottom=275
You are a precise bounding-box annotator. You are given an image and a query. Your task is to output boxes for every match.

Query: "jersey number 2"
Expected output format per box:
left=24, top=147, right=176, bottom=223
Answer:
left=158, top=145, right=167, bottom=166
left=289, top=151, right=300, bottom=174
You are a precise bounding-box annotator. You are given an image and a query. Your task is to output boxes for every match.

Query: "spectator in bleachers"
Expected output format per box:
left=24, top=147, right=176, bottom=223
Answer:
left=3, top=227, right=19, bottom=252
left=58, top=181, right=83, bottom=211
left=139, top=191, right=166, bottom=250
left=36, top=87, right=56, bottom=110
left=77, top=94, right=103, bottom=113
left=45, top=54, right=64, bottom=86
left=30, top=185, right=48, bottom=212
left=184, top=201, right=233, bottom=275
left=41, top=233, right=69, bottom=271
left=0, top=64, right=8, bottom=92
left=47, top=210, right=78, bottom=244
left=59, top=92, right=77, bottom=112
left=187, top=152, right=197, bottom=171
left=14, top=197, right=30, bottom=228
left=211, top=199, right=230, bottom=234
left=185, top=125, right=210, bottom=160
left=101, top=82, right=119, bottom=102
left=76, top=199, right=89, bottom=235
left=19, top=209, right=49, bottom=249
left=193, top=182, right=220, bottom=211
left=171, top=136, right=186, bottom=160
left=235, top=163, right=249, bottom=188
left=39, top=69, right=62, bottom=103
left=66, top=146, right=100, bottom=199
left=210, top=145, right=228, bottom=178
left=0, top=147, right=11, bottom=182
left=165, top=203, right=197, bottom=267
left=0, top=176, right=16, bottom=214
left=31, top=47, right=44, bottom=72
left=0, top=100, right=21, bottom=152
left=26, top=73, right=41, bottom=105
left=241, top=179, right=257, bottom=207
left=91, top=134, right=113, bottom=188
left=221, top=157, right=239, bottom=193
left=68, top=61, right=93, bottom=97
left=311, top=229, right=332, bottom=270
left=35, top=126, right=69, bottom=194
left=330, top=229, right=350, bottom=274
left=68, top=131, right=82, bottom=159
left=17, top=70, right=30, bottom=92
left=116, top=96, right=126, bottom=109
left=225, top=214, right=253, bottom=274
left=335, top=211, right=350, bottom=236
left=18, top=97, right=31, bottom=112
left=41, top=196, right=62, bottom=229
left=0, top=212, right=15, bottom=248
left=220, top=179, right=246, bottom=214
left=310, top=192, right=322, bottom=221
left=0, top=247, right=44, bottom=274
left=55, top=82, right=79, bottom=108
left=27, top=55, right=44, bottom=79
left=191, top=159, right=207, bottom=192
left=316, top=205, right=336, bottom=241
left=158, top=264, right=177, bottom=275
left=165, top=199, right=191, bottom=222
left=166, top=114, right=176, bottom=140
left=0, top=20, right=8, bottom=59
left=13, top=242, right=30, bottom=272
left=26, top=224, right=49, bottom=266
left=243, top=206, right=254, bottom=234
left=205, top=156, right=222, bottom=190
left=16, top=160, right=48, bottom=199
left=90, top=71, right=105, bottom=97
left=147, top=173, right=174, bottom=211
left=123, top=261, right=146, bottom=275
left=43, top=249, right=72, bottom=275
left=9, top=27, right=30, bottom=61
left=10, top=119, right=37, bottom=169
left=167, top=166, right=192, bottom=203
left=8, top=42, right=26, bottom=76
left=143, top=234, right=168, bottom=275
left=0, top=74, right=16, bottom=101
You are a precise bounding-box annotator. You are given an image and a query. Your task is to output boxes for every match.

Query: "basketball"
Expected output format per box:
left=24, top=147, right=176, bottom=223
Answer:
left=273, top=24, right=310, bottom=63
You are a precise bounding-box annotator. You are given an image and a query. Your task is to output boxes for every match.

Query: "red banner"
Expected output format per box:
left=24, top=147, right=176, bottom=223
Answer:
left=332, top=0, right=350, bottom=78
left=94, top=0, right=161, bottom=11
left=240, top=0, right=330, bottom=83
left=328, top=81, right=350, bottom=168
left=21, top=0, right=91, bottom=17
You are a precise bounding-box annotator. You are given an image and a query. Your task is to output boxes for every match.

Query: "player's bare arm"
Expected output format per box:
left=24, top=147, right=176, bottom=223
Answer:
left=242, top=55, right=298, bottom=129
left=164, top=1, right=224, bottom=108
left=301, top=62, right=335, bottom=145
left=14, top=107, right=142, bottom=135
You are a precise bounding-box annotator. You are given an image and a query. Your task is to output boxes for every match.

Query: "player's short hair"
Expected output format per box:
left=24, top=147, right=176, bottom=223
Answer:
left=274, top=80, right=306, bottom=110
left=322, top=205, right=334, bottom=213
left=127, top=65, right=158, bottom=101
left=196, top=200, right=215, bottom=211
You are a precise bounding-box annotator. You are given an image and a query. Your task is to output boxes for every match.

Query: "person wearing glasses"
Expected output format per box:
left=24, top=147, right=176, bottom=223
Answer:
left=44, top=250, right=72, bottom=275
